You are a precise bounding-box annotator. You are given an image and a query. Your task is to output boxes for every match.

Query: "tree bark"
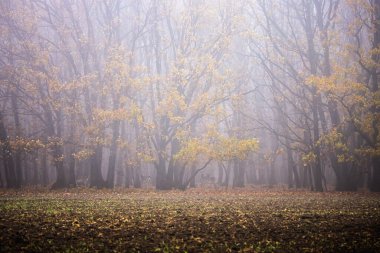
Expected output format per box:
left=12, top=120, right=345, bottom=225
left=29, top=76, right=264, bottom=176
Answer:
left=370, top=0, right=380, bottom=192
left=90, top=145, right=106, bottom=188
left=0, top=111, right=18, bottom=188
left=49, top=110, right=66, bottom=189
left=106, top=119, right=120, bottom=188
left=10, top=92, right=21, bottom=188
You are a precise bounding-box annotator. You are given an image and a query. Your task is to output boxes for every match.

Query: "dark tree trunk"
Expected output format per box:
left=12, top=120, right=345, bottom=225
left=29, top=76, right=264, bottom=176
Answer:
left=133, top=163, right=142, bottom=188
left=0, top=111, right=18, bottom=188
left=66, top=124, right=76, bottom=187
left=51, top=145, right=66, bottom=189
left=66, top=114, right=77, bottom=187
left=179, top=160, right=212, bottom=190
left=310, top=92, right=323, bottom=191
left=10, top=92, right=22, bottom=188
left=370, top=0, right=380, bottom=192
left=90, top=145, right=106, bottom=188
left=305, top=0, right=324, bottom=192
left=156, top=155, right=167, bottom=190
left=287, top=149, right=294, bottom=188
left=166, top=162, right=174, bottom=189
left=224, top=162, right=231, bottom=188
left=106, top=119, right=120, bottom=188
left=268, top=162, right=275, bottom=187
left=166, top=139, right=180, bottom=189
left=233, top=159, right=239, bottom=187
left=31, top=154, right=38, bottom=185
left=286, top=145, right=300, bottom=188
left=233, top=159, right=245, bottom=187
left=173, top=162, right=181, bottom=188
left=189, top=165, right=196, bottom=188
left=46, top=109, right=66, bottom=189
left=217, top=163, right=224, bottom=186
left=125, top=163, right=131, bottom=188
left=370, top=156, right=380, bottom=192
left=309, top=166, right=314, bottom=191
left=67, top=152, right=76, bottom=187
left=41, top=147, right=49, bottom=186
left=174, top=164, right=186, bottom=189
left=302, top=166, right=310, bottom=188
left=335, top=166, right=358, bottom=191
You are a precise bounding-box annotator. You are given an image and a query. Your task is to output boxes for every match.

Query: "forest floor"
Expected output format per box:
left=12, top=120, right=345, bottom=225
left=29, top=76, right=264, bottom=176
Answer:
left=0, top=188, right=379, bottom=252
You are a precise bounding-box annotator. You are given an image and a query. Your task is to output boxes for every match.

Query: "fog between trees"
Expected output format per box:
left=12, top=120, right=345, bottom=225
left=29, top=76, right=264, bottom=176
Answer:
left=0, top=0, right=379, bottom=192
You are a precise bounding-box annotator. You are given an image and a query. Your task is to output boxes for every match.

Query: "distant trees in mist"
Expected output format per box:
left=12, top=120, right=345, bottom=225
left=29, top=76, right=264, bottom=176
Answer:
left=0, top=0, right=379, bottom=192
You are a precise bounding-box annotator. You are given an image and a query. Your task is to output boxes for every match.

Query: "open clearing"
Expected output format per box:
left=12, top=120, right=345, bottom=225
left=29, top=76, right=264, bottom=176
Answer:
left=0, top=189, right=379, bottom=252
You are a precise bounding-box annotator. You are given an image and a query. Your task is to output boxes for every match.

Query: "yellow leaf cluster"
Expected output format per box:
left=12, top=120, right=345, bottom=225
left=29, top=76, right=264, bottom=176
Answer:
left=175, top=131, right=259, bottom=163
left=72, top=149, right=95, bottom=160
left=301, top=152, right=317, bottom=167
left=156, top=89, right=187, bottom=117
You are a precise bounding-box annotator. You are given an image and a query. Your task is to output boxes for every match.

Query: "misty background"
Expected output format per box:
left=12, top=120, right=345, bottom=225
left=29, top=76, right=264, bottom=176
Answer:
left=0, top=0, right=379, bottom=192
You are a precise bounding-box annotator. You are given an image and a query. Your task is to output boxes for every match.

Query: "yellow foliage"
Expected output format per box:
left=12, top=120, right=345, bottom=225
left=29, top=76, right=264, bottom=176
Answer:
left=302, top=152, right=317, bottom=167
left=156, top=89, right=187, bottom=116
left=175, top=130, right=259, bottom=163
left=137, top=152, right=156, bottom=163
left=72, top=149, right=95, bottom=160
left=8, top=137, right=46, bottom=153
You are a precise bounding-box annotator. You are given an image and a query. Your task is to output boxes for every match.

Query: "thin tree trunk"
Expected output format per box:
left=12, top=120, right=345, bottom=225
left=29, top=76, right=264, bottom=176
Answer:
left=10, top=92, right=21, bottom=188
left=0, top=111, right=18, bottom=188
left=106, top=119, right=120, bottom=188
left=370, top=0, right=380, bottom=192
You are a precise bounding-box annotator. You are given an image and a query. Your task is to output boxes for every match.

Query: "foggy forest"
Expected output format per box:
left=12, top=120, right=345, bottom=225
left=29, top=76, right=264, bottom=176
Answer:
left=0, top=0, right=380, bottom=252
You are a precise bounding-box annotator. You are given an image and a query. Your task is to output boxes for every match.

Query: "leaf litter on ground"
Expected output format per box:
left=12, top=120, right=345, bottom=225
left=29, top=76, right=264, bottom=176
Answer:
left=0, top=188, right=379, bottom=252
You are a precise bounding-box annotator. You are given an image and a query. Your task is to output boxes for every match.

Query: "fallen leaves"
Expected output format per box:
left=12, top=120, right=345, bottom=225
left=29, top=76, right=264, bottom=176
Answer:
left=0, top=189, right=379, bottom=252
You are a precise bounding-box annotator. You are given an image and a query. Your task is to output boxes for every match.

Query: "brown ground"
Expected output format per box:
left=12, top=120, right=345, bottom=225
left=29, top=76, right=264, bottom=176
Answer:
left=0, top=188, right=379, bottom=252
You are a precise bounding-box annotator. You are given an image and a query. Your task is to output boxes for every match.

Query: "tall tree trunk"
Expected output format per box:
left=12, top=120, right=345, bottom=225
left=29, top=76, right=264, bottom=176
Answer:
left=371, top=156, right=380, bottom=192
left=217, top=163, right=224, bottom=186
left=224, top=161, right=231, bottom=188
left=67, top=121, right=76, bottom=187
left=133, top=163, right=142, bottom=188
left=268, top=159, right=276, bottom=187
left=370, top=0, right=380, bottom=192
left=305, top=0, right=323, bottom=192
left=0, top=111, right=18, bottom=188
left=311, top=93, right=323, bottom=192
left=233, top=159, right=239, bottom=187
left=233, top=159, right=245, bottom=187
left=189, top=165, right=196, bottom=188
left=125, top=163, right=131, bottom=188
left=156, top=154, right=167, bottom=190
left=90, top=145, right=106, bottom=188
left=10, top=92, right=21, bottom=188
left=41, top=144, right=49, bottom=186
left=286, top=147, right=300, bottom=188
left=49, top=110, right=66, bottom=189
left=106, top=119, right=120, bottom=188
